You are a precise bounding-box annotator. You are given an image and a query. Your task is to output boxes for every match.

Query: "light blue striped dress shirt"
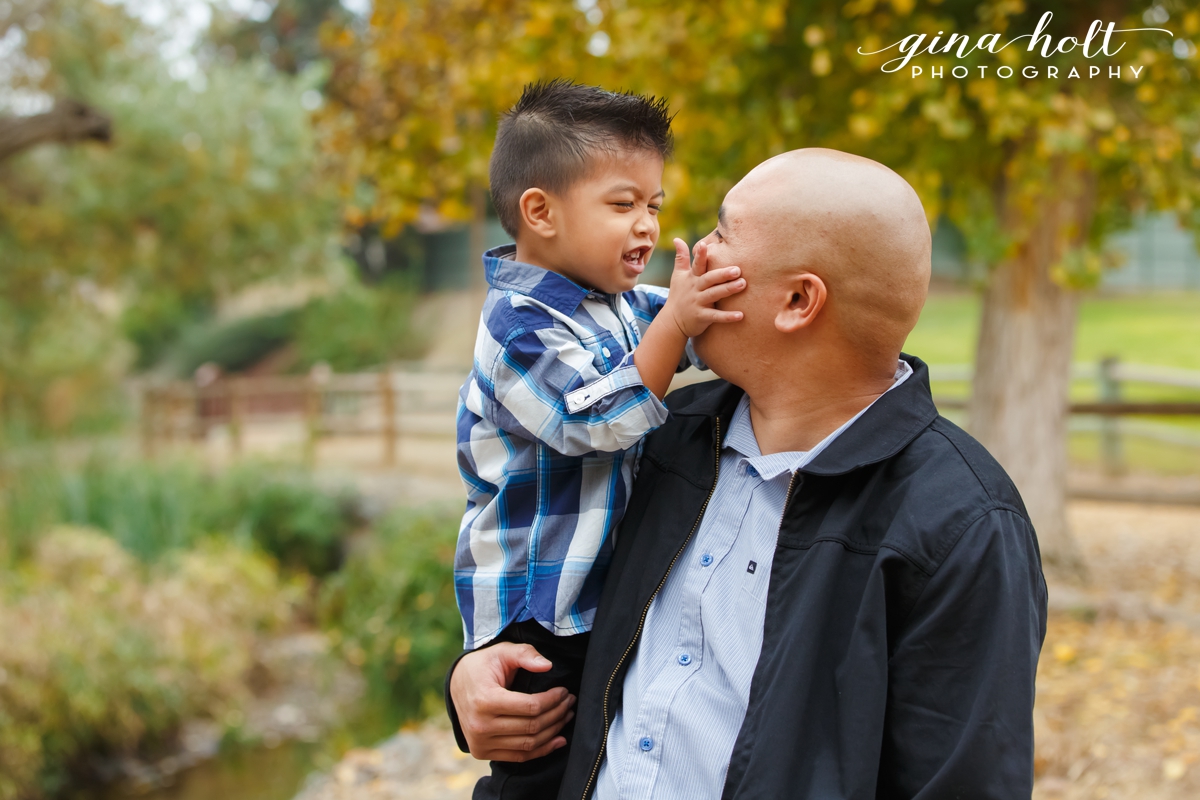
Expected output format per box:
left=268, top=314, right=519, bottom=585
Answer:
left=594, top=361, right=912, bottom=799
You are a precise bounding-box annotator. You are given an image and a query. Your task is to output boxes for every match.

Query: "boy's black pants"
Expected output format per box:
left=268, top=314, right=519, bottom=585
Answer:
left=473, top=620, right=590, bottom=800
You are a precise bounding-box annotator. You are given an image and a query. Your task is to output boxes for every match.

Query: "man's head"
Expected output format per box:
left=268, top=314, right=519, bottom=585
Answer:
left=692, top=148, right=931, bottom=388
left=490, top=80, right=674, bottom=293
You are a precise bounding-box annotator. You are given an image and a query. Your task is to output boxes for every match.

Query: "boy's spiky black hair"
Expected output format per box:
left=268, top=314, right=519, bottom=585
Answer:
left=489, top=79, right=674, bottom=238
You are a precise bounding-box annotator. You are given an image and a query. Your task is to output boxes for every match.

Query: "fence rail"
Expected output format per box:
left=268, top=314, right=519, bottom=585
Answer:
left=929, top=362, right=1200, bottom=389
left=932, top=398, right=1200, bottom=415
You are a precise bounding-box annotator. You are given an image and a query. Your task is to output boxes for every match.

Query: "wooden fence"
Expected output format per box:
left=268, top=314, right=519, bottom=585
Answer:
left=140, top=360, right=1200, bottom=472
left=929, top=359, right=1200, bottom=476
left=140, top=368, right=466, bottom=466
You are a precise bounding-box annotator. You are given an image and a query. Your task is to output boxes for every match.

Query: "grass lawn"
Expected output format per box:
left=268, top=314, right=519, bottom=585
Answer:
left=904, top=290, right=1200, bottom=370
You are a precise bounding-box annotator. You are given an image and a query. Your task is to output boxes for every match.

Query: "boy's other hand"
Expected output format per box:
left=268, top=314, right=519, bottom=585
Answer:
left=449, top=642, right=576, bottom=762
left=666, top=238, right=745, bottom=339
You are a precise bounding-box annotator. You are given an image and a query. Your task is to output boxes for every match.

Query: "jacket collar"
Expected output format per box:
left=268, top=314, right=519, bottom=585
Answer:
left=483, top=245, right=593, bottom=316
left=673, top=354, right=939, bottom=476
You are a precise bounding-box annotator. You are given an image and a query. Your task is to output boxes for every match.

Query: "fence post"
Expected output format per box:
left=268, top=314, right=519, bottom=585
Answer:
left=170, top=385, right=185, bottom=446
left=1099, top=356, right=1125, bottom=477
left=229, top=379, right=244, bottom=457
left=304, top=370, right=322, bottom=467
left=380, top=368, right=397, bottom=467
left=141, top=386, right=157, bottom=459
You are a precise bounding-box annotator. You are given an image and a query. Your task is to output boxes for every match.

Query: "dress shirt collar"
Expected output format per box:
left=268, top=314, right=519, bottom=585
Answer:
left=483, top=244, right=597, bottom=316
left=720, top=359, right=914, bottom=481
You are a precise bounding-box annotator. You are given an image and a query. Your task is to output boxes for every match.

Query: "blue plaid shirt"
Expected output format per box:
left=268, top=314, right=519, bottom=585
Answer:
left=455, top=245, right=698, bottom=649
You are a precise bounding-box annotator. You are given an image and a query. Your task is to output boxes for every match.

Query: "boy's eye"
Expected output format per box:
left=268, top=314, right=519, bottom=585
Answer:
left=614, top=202, right=635, bottom=209
left=649, top=204, right=661, bottom=214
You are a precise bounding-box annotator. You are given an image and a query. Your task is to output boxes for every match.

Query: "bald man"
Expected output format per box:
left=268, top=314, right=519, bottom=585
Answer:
left=447, top=149, right=1048, bottom=799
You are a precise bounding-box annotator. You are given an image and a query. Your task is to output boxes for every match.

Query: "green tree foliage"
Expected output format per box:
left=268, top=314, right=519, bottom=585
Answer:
left=322, top=0, right=1198, bottom=252
left=0, top=0, right=340, bottom=434
left=209, top=0, right=353, bottom=75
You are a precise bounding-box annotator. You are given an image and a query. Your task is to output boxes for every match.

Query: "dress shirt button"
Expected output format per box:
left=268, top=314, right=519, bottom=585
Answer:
left=639, top=737, right=654, bottom=752
left=602, top=347, right=611, bottom=358
left=746, top=464, right=760, bottom=478
left=677, top=653, right=692, bottom=666
left=700, top=553, right=713, bottom=567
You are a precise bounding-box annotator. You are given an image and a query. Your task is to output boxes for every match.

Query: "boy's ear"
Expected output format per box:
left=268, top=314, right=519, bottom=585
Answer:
left=518, top=188, right=556, bottom=239
left=774, top=272, right=827, bottom=334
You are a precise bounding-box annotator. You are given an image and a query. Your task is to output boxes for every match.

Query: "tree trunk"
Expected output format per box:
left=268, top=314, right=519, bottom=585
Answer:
left=0, top=98, right=112, bottom=164
left=969, top=166, right=1093, bottom=580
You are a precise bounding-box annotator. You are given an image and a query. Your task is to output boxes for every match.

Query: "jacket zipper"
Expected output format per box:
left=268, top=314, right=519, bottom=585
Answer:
left=580, top=416, right=723, bottom=800
left=779, top=471, right=800, bottom=541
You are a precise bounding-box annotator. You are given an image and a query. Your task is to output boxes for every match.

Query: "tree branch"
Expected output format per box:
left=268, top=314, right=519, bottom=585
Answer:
left=0, top=97, right=112, bottom=164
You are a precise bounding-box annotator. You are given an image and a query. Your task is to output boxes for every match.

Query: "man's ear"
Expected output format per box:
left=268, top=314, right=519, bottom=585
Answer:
left=518, top=188, right=556, bottom=240
left=774, top=273, right=827, bottom=334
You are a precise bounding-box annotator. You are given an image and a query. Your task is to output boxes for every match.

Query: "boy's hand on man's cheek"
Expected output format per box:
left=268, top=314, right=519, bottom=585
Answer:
left=666, top=238, right=746, bottom=338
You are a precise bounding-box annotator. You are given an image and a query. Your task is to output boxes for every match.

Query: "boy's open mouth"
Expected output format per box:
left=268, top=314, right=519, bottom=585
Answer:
left=623, top=247, right=649, bottom=272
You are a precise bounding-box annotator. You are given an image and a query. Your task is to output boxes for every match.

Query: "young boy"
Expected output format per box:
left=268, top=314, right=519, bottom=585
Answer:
left=452, top=80, right=745, bottom=798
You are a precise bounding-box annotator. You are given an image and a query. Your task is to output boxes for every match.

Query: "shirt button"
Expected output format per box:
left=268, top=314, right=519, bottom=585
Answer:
left=640, top=737, right=654, bottom=752
left=602, top=347, right=611, bottom=358
left=700, top=553, right=713, bottom=567
left=746, top=464, right=760, bottom=478
left=677, top=653, right=692, bottom=666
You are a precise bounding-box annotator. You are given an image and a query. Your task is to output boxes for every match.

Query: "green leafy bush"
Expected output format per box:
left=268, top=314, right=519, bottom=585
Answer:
left=171, top=310, right=301, bottom=377
left=155, top=280, right=428, bottom=378
left=120, top=290, right=213, bottom=370
left=317, top=510, right=461, bottom=718
left=1, top=457, right=360, bottom=574
left=209, top=462, right=360, bottom=575
left=293, top=283, right=428, bottom=372
left=0, top=527, right=303, bottom=800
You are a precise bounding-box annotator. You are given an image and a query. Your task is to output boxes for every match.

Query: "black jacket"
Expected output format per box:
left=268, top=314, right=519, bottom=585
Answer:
left=558, top=355, right=1048, bottom=800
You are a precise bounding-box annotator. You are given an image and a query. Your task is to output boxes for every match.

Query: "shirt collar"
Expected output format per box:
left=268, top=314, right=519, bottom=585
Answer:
left=722, top=359, right=914, bottom=481
left=483, top=244, right=595, bottom=316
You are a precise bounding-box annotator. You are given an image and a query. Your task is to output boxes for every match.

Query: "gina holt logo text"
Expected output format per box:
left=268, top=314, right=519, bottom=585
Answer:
left=859, top=10, right=1174, bottom=79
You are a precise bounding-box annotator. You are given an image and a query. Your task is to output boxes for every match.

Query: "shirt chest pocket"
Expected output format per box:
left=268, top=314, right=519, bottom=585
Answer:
left=740, top=561, right=770, bottom=607
left=578, top=330, right=626, bottom=375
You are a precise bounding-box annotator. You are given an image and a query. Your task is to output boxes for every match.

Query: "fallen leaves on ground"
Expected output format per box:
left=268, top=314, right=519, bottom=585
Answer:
left=1033, top=502, right=1200, bottom=799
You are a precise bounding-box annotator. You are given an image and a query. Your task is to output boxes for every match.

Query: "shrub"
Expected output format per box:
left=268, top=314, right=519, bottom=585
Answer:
left=317, top=510, right=461, bottom=718
left=120, top=290, right=212, bottom=370
left=293, top=283, right=427, bottom=372
left=155, top=281, right=427, bottom=379
left=0, top=527, right=303, bottom=799
left=208, top=462, right=360, bottom=575
left=0, top=456, right=360, bottom=573
left=171, top=310, right=300, bottom=378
